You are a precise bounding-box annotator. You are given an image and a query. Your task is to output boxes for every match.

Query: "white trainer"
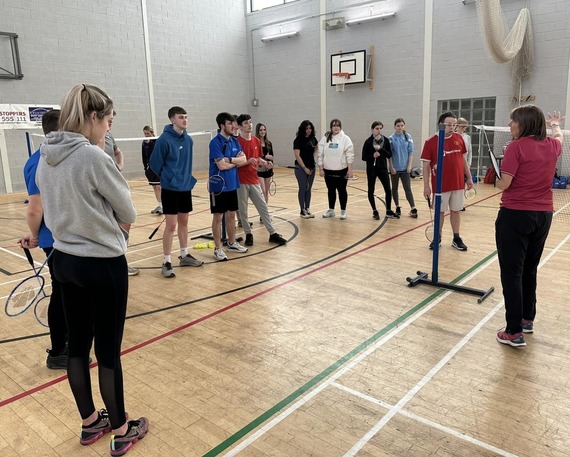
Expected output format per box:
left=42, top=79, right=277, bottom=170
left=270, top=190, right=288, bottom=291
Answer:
left=227, top=242, right=248, bottom=253
left=214, top=248, right=227, bottom=261
left=340, top=210, right=347, bottom=220
left=322, top=209, right=335, bottom=218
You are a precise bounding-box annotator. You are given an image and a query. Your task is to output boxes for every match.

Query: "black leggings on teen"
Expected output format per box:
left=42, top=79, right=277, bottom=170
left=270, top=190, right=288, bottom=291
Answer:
left=324, top=168, right=349, bottom=210
left=366, top=165, right=392, bottom=212
left=53, top=250, right=128, bottom=429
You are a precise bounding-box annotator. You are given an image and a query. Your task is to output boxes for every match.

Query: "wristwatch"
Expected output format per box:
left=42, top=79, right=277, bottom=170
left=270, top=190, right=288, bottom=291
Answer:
left=228, top=156, right=233, bottom=163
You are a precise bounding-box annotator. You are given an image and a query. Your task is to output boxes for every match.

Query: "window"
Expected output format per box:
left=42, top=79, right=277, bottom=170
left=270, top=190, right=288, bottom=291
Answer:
left=438, top=97, right=496, bottom=174
left=251, top=0, right=297, bottom=12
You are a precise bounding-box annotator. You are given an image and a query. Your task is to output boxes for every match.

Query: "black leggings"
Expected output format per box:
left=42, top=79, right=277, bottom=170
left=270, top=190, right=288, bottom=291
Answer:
left=366, top=165, right=392, bottom=212
left=53, top=250, right=128, bottom=429
left=43, top=247, right=67, bottom=353
left=324, top=168, right=348, bottom=210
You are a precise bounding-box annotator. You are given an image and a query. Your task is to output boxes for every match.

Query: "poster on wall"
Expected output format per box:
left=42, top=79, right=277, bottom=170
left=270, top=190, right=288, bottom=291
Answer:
left=0, top=104, right=60, bottom=129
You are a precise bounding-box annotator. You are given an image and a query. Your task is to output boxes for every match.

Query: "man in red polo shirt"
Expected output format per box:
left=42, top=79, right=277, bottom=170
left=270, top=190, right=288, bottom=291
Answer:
left=421, top=111, right=473, bottom=251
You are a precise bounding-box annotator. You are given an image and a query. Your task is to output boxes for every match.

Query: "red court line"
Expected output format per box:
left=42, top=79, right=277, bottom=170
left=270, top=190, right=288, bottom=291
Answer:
left=0, top=191, right=501, bottom=408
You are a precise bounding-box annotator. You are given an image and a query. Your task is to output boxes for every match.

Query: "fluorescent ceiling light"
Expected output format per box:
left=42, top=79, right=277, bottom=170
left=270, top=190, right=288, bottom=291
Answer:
left=345, top=12, right=396, bottom=26
left=260, top=31, right=299, bottom=42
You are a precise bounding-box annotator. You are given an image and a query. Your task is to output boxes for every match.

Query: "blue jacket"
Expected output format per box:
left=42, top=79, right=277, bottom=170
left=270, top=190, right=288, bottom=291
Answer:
left=389, top=132, right=414, bottom=172
left=150, top=124, right=197, bottom=191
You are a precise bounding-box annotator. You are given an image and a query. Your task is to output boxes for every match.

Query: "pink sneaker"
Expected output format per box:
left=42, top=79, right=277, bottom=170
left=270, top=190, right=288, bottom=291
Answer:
left=496, top=330, right=526, bottom=347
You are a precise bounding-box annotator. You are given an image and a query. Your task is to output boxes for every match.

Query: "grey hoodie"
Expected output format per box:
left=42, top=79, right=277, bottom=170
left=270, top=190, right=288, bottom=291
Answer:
left=37, top=132, right=136, bottom=258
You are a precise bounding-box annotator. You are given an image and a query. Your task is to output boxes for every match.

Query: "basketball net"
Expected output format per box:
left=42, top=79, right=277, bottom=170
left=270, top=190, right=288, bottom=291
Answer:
left=332, top=72, right=350, bottom=92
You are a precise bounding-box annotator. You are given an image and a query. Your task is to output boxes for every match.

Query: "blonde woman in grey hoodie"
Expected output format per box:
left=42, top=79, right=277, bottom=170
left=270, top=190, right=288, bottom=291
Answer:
left=36, top=84, right=149, bottom=455
left=317, top=119, right=354, bottom=220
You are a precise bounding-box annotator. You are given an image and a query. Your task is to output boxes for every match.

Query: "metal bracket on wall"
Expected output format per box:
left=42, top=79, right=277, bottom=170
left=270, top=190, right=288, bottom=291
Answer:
left=366, top=45, right=374, bottom=89
left=0, top=32, right=23, bottom=80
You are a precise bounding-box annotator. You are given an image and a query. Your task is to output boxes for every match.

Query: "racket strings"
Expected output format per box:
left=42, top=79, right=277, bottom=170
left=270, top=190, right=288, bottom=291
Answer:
left=12, top=285, right=36, bottom=309
left=208, top=174, right=225, bottom=195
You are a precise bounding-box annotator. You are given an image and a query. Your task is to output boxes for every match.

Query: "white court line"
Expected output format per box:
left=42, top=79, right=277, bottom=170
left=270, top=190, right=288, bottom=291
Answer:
left=344, top=232, right=570, bottom=456
left=222, top=255, right=499, bottom=456
left=332, top=382, right=518, bottom=457
left=0, top=246, right=43, bottom=267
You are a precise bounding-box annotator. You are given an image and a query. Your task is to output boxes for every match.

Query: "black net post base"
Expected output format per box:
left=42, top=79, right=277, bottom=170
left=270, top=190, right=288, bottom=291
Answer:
left=406, top=271, right=495, bottom=304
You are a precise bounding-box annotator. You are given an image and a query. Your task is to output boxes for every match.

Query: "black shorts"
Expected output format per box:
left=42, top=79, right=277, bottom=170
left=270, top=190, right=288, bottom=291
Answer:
left=161, top=188, right=193, bottom=214
left=257, top=169, right=274, bottom=179
left=210, top=189, right=238, bottom=214
left=145, top=168, right=160, bottom=186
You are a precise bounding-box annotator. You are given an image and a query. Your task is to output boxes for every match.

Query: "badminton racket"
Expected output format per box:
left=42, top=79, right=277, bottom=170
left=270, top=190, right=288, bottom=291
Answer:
left=269, top=176, right=277, bottom=196
left=208, top=173, right=226, bottom=206
left=425, top=196, right=435, bottom=242
left=149, top=217, right=166, bottom=240
left=5, top=249, right=51, bottom=319
left=34, top=295, right=50, bottom=327
left=464, top=186, right=477, bottom=201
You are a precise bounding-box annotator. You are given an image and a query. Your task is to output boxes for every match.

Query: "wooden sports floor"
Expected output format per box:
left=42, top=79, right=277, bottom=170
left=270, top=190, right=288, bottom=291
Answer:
left=0, top=168, right=569, bottom=457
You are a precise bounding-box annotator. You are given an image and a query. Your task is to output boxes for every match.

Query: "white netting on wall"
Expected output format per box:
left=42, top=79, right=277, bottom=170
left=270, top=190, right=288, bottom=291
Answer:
left=476, top=125, right=570, bottom=223
left=475, top=0, right=534, bottom=103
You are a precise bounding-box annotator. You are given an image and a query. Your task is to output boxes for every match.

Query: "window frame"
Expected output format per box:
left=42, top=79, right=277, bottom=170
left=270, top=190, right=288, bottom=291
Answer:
left=250, top=0, right=298, bottom=13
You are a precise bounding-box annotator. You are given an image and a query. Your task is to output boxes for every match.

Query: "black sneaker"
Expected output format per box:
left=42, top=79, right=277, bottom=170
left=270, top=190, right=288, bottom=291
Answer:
left=385, top=210, right=399, bottom=219
left=110, top=417, right=149, bottom=456
left=269, top=233, right=287, bottom=245
left=372, top=210, right=380, bottom=220
left=409, top=208, right=418, bottom=218
left=46, top=347, right=68, bottom=370
left=395, top=206, right=401, bottom=216
left=245, top=233, right=254, bottom=246
left=429, top=240, right=441, bottom=250
left=452, top=237, right=468, bottom=251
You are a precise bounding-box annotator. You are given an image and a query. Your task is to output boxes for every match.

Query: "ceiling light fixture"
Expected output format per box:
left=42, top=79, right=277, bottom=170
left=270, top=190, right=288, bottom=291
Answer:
left=345, top=12, right=396, bottom=27
left=260, top=31, right=299, bottom=43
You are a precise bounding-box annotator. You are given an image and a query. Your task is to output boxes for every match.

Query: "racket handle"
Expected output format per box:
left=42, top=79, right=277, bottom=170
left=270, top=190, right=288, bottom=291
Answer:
left=23, top=248, right=35, bottom=268
left=427, top=197, right=431, bottom=208
left=148, top=217, right=165, bottom=240
left=148, top=227, right=160, bottom=240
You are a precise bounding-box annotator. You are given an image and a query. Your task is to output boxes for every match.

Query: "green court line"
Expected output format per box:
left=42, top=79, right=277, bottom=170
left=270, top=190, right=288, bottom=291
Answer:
left=203, top=251, right=498, bottom=456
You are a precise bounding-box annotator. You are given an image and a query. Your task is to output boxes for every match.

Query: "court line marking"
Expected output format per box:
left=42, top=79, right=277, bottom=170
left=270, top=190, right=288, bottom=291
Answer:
left=343, top=232, right=569, bottom=456
left=332, top=382, right=518, bottom=457
left=206, top=252, right=498, bottom=457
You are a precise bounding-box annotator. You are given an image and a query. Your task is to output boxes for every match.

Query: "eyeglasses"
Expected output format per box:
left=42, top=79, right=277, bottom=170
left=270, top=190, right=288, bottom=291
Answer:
left=444, top=123, right=457, bottom=128
left=331, top=123, right=341, bottom=127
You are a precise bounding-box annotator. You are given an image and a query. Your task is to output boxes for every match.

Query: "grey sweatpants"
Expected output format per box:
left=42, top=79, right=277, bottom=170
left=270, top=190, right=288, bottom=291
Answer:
left=237, top=183, right=276, bottom=235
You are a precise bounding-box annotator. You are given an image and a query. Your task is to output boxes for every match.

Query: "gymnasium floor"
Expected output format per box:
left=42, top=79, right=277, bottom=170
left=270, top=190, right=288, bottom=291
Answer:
left=0, top=168, right=569, bottom=456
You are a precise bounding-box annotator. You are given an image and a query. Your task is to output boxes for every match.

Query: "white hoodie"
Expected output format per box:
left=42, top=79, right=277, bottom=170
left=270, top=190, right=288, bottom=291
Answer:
left=317, top=130, right=354, bottom=170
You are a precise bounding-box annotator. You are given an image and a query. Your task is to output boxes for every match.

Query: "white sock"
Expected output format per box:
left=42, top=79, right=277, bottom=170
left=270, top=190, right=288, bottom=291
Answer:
left=180, top=248, right=188, bottom=257
left=164, top=255, right=171, bottom=263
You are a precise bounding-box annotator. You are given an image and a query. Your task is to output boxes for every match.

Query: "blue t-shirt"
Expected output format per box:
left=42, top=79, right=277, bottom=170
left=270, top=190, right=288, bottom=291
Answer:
left=23, top=149, right=54, bottom=248
left=209, top=133, right=241, bottom=192
left=389, top=132, right=414, bottom=172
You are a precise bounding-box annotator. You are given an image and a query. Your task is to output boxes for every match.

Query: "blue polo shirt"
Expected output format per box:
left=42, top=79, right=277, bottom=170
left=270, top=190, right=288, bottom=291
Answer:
left=209, top=133, right=241, bottom=192
left=23, top=149, right=54, bottom=248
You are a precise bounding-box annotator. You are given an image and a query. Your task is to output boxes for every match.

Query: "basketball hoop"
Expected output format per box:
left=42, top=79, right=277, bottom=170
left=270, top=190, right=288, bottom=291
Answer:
left=332, top=72, right=350, bottom=92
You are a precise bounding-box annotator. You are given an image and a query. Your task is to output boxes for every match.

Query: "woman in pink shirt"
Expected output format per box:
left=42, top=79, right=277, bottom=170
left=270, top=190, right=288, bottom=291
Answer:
left=495, top=105, right=564, bottom=347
